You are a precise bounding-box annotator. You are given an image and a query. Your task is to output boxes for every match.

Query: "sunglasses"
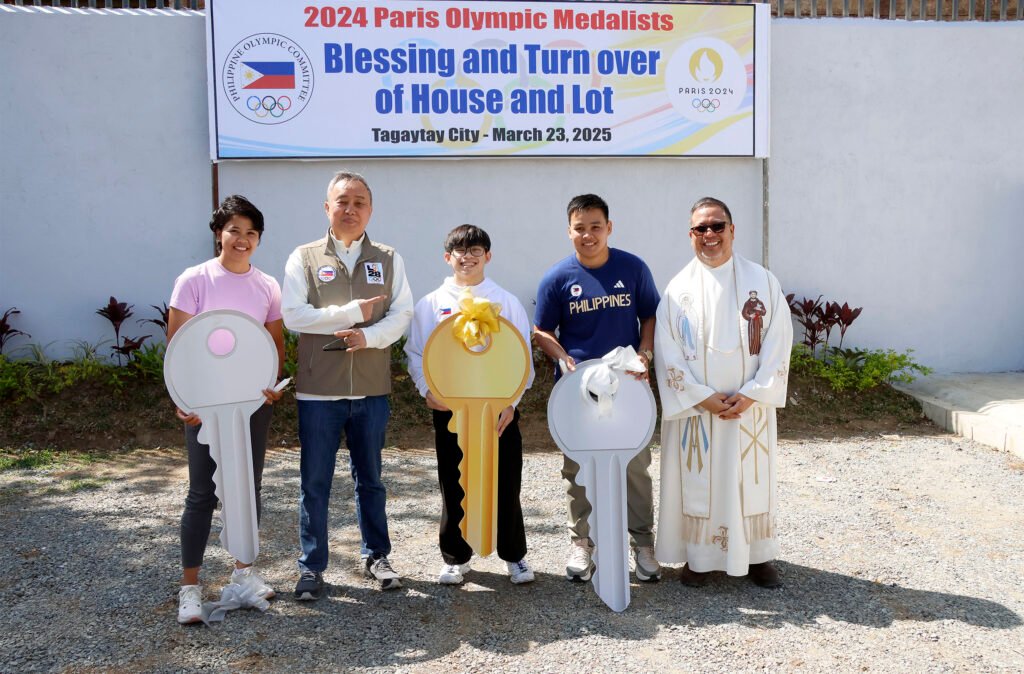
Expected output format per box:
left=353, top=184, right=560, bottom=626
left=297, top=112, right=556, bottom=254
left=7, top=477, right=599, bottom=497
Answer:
left=690, top=222, right=729, bottom=235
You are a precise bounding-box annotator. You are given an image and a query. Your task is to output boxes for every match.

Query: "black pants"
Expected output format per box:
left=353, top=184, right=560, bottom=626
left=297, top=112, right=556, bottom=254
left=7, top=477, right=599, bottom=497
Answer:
left=433, top=409, right=527, bottom=565
left=180, top=404, right=273, bottom=568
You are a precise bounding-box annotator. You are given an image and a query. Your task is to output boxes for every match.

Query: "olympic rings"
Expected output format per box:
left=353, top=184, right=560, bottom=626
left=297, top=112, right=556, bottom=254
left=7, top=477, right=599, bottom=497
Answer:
left=246, top=95, right=294, bottom=119
left=691, top=98, right=721, bottom=113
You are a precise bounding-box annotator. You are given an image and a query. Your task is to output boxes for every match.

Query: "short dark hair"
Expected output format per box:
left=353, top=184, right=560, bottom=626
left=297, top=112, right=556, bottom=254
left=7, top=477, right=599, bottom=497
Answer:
left=444, top=224, right=491, bottom=253
left=327, top=170, right=372, bottom=203
left=210, top=195, right=265, bottom=254
left=566, top=194, right=609, bottom=221
left=690, top=196, right=733, bottom=223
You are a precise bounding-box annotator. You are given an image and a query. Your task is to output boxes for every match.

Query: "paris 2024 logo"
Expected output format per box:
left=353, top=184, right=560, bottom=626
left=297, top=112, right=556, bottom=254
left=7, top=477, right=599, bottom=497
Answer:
left=665, top=38, right=747, bottom=124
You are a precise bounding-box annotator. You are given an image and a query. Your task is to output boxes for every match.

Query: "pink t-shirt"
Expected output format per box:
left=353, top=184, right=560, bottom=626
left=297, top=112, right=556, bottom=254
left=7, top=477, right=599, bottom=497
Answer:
left=170, top=259, right=282, bottom=325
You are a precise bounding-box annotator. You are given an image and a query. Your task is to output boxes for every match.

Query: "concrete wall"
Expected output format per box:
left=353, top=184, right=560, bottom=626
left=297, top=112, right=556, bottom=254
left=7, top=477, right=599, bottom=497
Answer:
left=2, top=9, right=1021, bottom=373
left=770, top=20, right=1024, bottom=372
left=0, top=9, right=212, bottom=354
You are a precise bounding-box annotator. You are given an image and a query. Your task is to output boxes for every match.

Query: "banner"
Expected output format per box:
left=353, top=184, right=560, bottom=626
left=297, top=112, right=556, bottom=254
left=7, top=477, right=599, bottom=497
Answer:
left=206, top=1, right=770, bottom=159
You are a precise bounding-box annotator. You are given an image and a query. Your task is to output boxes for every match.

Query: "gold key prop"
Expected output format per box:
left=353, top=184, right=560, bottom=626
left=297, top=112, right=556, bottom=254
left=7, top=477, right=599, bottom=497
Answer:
left=422, top=300, right=530, bottom=558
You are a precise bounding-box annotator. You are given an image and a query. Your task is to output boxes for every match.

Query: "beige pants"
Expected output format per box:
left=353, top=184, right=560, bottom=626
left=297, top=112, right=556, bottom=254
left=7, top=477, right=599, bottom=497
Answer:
left=562, top=446, right=655, bottom=547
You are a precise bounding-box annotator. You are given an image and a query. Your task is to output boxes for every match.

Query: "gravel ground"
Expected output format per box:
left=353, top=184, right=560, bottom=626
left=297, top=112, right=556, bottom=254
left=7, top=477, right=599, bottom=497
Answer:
left=1, top=430, right=1022, bottom=673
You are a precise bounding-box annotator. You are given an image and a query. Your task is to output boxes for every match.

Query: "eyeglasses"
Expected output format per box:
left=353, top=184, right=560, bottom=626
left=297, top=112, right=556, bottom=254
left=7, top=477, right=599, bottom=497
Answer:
left=450, top=246, right=487, bottom=258
left=689, top=222, right=728, bottom=235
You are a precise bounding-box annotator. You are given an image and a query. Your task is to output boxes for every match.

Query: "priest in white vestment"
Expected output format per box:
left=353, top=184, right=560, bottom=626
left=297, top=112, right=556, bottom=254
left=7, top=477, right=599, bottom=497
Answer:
left=653, top=197, right=792, bottom=588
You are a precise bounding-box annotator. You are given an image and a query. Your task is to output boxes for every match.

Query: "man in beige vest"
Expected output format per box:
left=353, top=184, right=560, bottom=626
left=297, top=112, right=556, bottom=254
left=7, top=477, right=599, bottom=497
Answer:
left=282, top=171, right=413, bottom=598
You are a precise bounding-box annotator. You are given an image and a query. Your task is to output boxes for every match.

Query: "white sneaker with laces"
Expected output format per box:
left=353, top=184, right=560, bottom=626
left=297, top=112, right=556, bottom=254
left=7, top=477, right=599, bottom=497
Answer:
left=177, top=584, right=203, bottom=624
left=230, top=566, right=276, bottom=599
left=437, top=561, right=472, bottom=585
left=506, top=559, right=535, bottom=585
left=566, top=541, right=595, bottom=582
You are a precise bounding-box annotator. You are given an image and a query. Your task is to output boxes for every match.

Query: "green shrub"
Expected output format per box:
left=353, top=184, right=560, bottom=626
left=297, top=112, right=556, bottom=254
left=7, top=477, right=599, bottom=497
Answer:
left=131, top=341, right=166, bottom=381
left=283, top=329, right=299, bottom=379
left=791, top=344, right=931, bottom=392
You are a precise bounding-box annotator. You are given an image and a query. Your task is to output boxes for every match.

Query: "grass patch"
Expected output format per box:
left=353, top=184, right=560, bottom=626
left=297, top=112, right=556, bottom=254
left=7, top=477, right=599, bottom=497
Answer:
left=0, top=448, right=112, bottom=472
left=62, top=477, right=111, bottom=492
left=0, top=449, right=61, bottom=471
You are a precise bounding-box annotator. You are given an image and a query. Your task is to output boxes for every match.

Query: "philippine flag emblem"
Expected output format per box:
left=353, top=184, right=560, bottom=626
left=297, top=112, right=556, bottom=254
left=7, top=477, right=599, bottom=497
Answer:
left=440, top=307, right=453, bottom=317
left=317, top=265, right=336, bottom=283
left=242, top=61, right=296, bottom=89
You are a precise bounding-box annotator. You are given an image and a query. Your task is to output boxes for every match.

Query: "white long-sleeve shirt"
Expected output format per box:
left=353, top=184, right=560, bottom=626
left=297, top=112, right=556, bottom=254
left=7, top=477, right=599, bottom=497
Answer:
left=405, top=276, right=534, bottom=407
left=282, top=232, right=414, bottom=400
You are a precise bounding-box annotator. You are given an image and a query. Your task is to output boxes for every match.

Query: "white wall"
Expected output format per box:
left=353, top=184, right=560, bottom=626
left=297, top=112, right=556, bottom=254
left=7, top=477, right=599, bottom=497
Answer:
left=2, top=9, right=1021, bottom=373
left=0, top=9, right=212, bottom=353
left=770, top=20, right=1024, bottom=372
left=215, top=158, right=764, bottom=321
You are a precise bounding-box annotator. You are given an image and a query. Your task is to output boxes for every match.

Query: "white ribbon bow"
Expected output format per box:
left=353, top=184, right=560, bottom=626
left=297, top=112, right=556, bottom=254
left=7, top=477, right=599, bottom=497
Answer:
left=579, top=346, right=646, bottom=418
left=200, top=582, right=270, bottom=625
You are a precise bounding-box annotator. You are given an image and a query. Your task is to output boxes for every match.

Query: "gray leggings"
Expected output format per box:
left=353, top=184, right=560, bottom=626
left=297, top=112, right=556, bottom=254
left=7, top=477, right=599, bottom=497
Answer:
left=180, top=404, right=273, bottom=568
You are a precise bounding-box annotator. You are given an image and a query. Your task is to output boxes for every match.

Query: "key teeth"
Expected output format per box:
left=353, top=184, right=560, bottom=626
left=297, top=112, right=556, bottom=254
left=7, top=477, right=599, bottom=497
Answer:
left=200, top=404, right=262, bottom=566
left=576, top=451, right=632, bottom=613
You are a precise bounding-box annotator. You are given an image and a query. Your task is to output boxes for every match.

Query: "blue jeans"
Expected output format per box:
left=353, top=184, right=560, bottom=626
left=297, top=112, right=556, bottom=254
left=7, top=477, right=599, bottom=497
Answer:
left=297, top=396, right=391, bottom=573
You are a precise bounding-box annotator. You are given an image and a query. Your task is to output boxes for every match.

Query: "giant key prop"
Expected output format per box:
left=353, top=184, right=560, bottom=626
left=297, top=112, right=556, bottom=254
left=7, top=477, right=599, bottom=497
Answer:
left=548, top=349, right=657, bottom=612
left=422, top=296, right=530, bottom=557
left=164, top=310, right=277, bottom=565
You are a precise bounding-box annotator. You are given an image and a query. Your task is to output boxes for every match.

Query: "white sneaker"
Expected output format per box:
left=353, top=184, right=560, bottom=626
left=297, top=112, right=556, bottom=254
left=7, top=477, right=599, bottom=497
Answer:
left=437, top=561, right=472, bottom=585
left=566, top=541, right=595, bottom=582
left=177, top=584, right=203, bottom=624
left=230, top=566, right=276, bottom=599
left=632, top=545, right=662, bottom=582
left=506, top=559, right=535, bottom=585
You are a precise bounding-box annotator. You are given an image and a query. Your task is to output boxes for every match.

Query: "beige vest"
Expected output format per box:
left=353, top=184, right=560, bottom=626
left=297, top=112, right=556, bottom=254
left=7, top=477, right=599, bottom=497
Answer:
left=295, top=233, right=395, bottom=396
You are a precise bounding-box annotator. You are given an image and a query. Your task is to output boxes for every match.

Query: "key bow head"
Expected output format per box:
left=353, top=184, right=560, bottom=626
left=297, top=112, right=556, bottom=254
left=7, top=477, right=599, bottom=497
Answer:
left=548, top=358, right=657, bottom=454
left=164, top=310, right=277, bottom=412
left=423, top=314, right=530, bottom=404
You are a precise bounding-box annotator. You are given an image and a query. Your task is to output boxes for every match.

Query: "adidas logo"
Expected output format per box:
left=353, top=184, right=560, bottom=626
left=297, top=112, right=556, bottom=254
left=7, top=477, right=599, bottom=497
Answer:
left=613, top=280, right=625, bottom=289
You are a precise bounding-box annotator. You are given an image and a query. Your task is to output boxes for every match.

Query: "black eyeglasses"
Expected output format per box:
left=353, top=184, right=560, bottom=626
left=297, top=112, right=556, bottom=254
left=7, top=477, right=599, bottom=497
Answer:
left=690, top=222, right=728, bottom=235
left=449, top=246, right=487, bottom=258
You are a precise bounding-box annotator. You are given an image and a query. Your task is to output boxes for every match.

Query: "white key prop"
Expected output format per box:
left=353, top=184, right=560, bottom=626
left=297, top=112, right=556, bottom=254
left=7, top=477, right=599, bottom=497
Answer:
left=164, top=310, right=278, bottom=565
left=547, top=347, right=657, bottom=612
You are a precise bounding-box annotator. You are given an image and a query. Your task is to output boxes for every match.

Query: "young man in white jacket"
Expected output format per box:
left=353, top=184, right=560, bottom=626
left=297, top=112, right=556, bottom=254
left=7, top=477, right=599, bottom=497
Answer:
left=405, top=224, right=536, bottom=585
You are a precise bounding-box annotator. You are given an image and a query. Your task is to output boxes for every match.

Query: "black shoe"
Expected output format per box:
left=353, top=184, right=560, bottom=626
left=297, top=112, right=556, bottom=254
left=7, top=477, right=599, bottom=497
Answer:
left=294, top=570, right=325, bottom=601
left=748, top=562, right=782, bottom=588
left=678, top=564, right=709, bottom=588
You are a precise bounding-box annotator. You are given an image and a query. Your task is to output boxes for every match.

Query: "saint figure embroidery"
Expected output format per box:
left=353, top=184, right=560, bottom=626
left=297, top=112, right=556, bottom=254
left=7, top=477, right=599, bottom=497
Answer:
left=741, top=290, right=767, bottom=356
left=678, top=295, right=698, bottom=361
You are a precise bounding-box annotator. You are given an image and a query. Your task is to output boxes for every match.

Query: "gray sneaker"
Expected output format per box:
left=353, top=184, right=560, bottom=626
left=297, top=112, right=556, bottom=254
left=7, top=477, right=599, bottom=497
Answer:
left=565, top=541, right=595, bottom=582
left=364, top=555, right=402, bottom=590
left=632, top=545, right=662, bottom=582
left=294, top=570, right=325, bottom=601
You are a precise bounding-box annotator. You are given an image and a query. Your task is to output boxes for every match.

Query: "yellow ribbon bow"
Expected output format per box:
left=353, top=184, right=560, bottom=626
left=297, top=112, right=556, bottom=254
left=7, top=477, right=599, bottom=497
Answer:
left=452, top=289, right=502, bottom=349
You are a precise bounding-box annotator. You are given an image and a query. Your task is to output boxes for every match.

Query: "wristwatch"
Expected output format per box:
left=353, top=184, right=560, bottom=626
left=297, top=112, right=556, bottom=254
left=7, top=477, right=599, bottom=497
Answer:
left=640, top=349, right=654, bottom=364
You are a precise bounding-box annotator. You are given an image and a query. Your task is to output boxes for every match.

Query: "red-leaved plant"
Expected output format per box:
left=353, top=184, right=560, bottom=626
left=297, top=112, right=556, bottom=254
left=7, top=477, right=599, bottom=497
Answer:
left=787, top=294, right=862, bottom=354
left=112, top=334, right=151, bottom=362
left=96, top=297, right=135, bottom=365
left=138, top=303, right=170, bottom=337
left=0, top=307, right=31, bottom=355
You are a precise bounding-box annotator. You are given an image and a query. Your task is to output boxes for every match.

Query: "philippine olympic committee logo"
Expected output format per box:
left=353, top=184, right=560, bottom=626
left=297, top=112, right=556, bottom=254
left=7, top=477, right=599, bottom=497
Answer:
left=664, top=38, right=747, bottom=124
left=222, top=33, right=314, bottom=125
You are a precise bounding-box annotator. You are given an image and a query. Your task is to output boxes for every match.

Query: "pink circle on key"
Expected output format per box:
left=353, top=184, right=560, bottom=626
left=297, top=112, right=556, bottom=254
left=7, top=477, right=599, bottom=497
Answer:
left=207, top=328, right=236, bottom=357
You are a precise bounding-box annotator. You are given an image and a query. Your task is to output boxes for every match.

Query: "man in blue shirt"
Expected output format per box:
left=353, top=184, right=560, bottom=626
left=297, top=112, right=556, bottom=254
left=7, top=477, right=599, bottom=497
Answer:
left=534, top=194, right=661, bottom=583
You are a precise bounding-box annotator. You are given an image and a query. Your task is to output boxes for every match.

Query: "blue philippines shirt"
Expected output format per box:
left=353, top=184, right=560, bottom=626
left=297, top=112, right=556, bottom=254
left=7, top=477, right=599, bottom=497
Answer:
left=534, top=248, right=659, bottom=374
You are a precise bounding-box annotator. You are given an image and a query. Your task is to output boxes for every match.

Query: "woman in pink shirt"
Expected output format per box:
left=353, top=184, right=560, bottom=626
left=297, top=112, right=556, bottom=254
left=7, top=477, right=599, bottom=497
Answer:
left=167, top=195, right=286, bottom=624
